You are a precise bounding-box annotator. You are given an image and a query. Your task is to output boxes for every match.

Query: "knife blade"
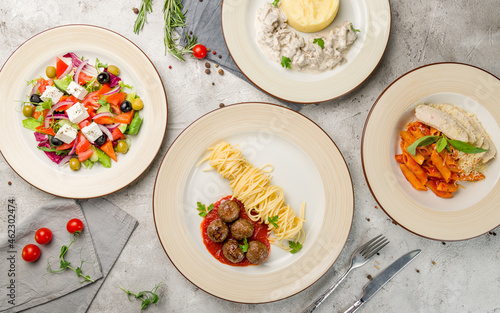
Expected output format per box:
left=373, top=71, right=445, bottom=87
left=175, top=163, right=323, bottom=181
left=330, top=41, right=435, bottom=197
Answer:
left=342, top=249, right=421, bottom=313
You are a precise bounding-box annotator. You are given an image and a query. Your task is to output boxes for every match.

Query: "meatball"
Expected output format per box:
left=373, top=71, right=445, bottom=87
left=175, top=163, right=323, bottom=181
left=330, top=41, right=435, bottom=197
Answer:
left=222, top=239, right=245, bottom=263
left=207, top=219, right=229, bottom=243
left=218, top=200, right=240, bottom=223
left=246, top=241, right=269, bottom=264
left=230, top=219, right=254, bottom=240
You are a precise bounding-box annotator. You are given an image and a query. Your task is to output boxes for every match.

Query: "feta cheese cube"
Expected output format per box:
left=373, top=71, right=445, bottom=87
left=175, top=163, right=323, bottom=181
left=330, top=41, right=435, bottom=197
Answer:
left=66, top=102, right=89, bottom=124
left=82, top=122, right=103, bottom=143
left=66, top=81, right=88, bottom=100
left=40, top=86, right=64, bottom=104
left=55, top=124, right=78, bottom=144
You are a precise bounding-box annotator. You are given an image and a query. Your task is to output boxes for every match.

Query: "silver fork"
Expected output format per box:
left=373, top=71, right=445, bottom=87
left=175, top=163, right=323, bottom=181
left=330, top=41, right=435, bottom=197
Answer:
left=302, top=235, right=389, bottom=313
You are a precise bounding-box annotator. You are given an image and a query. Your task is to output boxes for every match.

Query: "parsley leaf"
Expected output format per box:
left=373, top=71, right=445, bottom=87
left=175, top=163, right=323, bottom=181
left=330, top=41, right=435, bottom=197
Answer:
left=350, top=23, right=360, bottom=32
left=272, top=0, right=280, bottom=7
left=289, top=241, right=302, bottom=254
left=281, top=56, right=291, bottom=69
left=239, top=237, right=249, bottom=253
left=313, top=38, right=325, bottom=49
left=196, top=202, right=214, bottom=217
left=267, top=215, right=279, bottom=228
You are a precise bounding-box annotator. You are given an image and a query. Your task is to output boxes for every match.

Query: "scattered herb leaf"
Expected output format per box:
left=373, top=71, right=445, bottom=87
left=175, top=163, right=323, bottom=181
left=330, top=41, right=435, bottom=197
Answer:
left=272, top=0, right=280, bottom=7
left=313, top=38, right=325, bottom=49
left=239, top=237, right=249, bottom=253
left=27, top=77, right=42, bottom=86
left=289, top=241, right=302, bottom=254
left=281, top=56, right=292, bottom=69
left=119, top=81, right=134, bottom=90
left=196, top=202, right=213, bottom=217
left=120, top=283, right=162, bottom=311
left=350, top=23, right=360, bottom=32
left=267, top=215, right=279, bottom=228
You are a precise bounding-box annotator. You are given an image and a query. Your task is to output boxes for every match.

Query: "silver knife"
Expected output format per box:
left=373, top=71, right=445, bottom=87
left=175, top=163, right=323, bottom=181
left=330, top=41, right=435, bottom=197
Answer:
left=342, top=249, right=421, bottom=313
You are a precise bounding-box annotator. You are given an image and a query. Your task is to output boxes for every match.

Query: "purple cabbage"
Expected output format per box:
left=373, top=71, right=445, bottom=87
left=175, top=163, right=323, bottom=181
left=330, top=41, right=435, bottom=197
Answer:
left=104, top=68, right=121, bottom=87
left=37, top=141, right=65, bottom=164
left=63, top=52, right=97, bottom=76
left=34, top=132, right=48, bottom=142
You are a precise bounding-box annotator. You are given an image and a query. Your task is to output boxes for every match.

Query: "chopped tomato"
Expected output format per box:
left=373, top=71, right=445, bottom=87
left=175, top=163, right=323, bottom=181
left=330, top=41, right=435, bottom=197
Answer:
left=106, top=93, right=126, bottom=107
left=97, top=84, right=112, bottom=96
left=114, top=110, right=134, bottom=124
left=78, top=72, right=93, bottom=85
left=56, top=104, right=73, bottom=112
left=78, top=149, right=94, bottom=162
left=59, top=95, right=78, bottom=102
left=100, top=140, right=117, bottom=162
left=35, top=126, right=55, bottom=136
left=37, top=78, right=53, bottom=94
left=76, top=133, right=91, bottom=154
left=56, top=141, right=75, bottom=151
left=78, top=120, right=90, bottom=129
left=87, top=107, right=96, bottom=119
left=93, top=116, right=114, bottom=124
left=56, top=57, right=69, bottom=78
left=111, top=127, right=126, bottom=141
left=82, top=91, right=100, bottom=109
left=32, top=110, right=41, bottom=119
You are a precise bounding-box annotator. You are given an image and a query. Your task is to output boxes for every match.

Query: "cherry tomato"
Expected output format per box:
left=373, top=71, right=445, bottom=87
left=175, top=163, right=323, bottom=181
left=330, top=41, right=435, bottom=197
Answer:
left=67, top=218, right=84, bottom=234
left=35, top=228, right=53, bottom=245
left=22, top=244, right=41, bottom=262
left=192, top=44, right=207, bottom=59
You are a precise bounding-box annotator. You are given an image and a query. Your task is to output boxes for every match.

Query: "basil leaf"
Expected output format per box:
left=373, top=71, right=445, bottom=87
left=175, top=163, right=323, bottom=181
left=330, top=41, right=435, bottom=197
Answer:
left=406, top=135, right=439, bottom=156
left=436, top=137, right=448, bottom=153
left=448, top=140, right=489, bottom=154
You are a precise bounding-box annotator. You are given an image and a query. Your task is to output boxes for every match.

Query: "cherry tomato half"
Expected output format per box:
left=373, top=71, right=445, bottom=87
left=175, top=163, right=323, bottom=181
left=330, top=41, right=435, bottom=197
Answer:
left=192, top=44, right=207, bottom=59
left=35, top=228, right=53, bottom=245
left=22, top=244, right=41, bottom=262
left=67, top=218, right=84, bottom=234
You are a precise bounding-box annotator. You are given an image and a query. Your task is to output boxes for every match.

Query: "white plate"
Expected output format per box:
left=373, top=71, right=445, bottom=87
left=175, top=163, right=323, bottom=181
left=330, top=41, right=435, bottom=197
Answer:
left=221, top=0, right=391, bottom=103
left=362, top=63, right=500, bottom=240
left=0, top=25, right=168, bottom=198
left=153, top=102, right=354, bottom=303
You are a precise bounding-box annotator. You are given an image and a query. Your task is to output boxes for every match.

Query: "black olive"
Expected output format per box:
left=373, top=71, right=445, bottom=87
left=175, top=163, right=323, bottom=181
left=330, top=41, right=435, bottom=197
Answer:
left=95, top=134, right=107, bottom=146
left=97, top=72, right=110, bottom=84
left=120, top=100, right=133, bottom=113
left=50, top=136, right=63, bottom=146
left=30, top=94, right=43, bottom=104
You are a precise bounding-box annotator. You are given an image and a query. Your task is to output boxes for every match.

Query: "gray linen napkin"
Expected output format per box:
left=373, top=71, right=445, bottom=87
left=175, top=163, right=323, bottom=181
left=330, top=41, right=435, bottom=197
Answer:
left=0, top=198, right=138, bottom=313
left=180, top=0, right=304, bottom=111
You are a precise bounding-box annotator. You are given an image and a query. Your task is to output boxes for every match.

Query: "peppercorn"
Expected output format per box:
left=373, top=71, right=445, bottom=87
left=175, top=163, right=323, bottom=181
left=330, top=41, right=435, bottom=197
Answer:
left=218, top=69, right=224, bottom=75
left=205, top=69, right=211, bottom=74
left=205, top=62, right=210, bottom=68
left=132, top=7, right=139, bottom=14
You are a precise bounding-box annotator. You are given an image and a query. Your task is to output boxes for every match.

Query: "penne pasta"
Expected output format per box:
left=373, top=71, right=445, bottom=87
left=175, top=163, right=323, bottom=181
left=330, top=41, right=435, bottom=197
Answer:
left=395, top=154, right=404, bottom=164
left=401, top=141, right=425, bottom=165
left=437, top=182, right=459, bottom=193
left=430, top=150, right=452, bottom=182
left=400, top=164, right=427, bottom=191
left=402, top=153, right=428, bottom=185
left=425, top=180, right=453, bottom=198
left=400, top=131, right=417, bottom=145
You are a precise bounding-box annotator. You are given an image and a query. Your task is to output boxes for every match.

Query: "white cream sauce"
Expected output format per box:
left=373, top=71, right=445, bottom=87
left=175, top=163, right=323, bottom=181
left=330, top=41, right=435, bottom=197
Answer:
left=255, top=3, right=358, bottom=72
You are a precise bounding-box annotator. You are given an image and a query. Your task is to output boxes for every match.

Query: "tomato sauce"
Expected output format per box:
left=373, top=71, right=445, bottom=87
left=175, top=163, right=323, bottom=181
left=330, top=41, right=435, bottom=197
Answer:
left=201, top=195, right=270, bottom=267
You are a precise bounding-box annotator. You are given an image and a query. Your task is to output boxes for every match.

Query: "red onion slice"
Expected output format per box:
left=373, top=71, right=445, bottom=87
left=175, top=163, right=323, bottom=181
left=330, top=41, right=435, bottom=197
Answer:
left=74, top=60, right=88, bottom=84
left=106, top=123, right=120, bottom=130
left=51, top=100, right=74, bottom=112
left=103, top=86, right=121, bottom=95
left=92, top=112, right=114, bottom=119
left=30, top=82, right=40, bottom=96
left=59, top=134, right=79, bottom=166
left=97, top=124, right=114, bottom=141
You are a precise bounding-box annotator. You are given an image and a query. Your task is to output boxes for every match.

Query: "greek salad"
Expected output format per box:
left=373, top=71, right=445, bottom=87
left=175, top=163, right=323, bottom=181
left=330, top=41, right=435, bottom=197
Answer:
left=21, top=53, right=144, bottom=171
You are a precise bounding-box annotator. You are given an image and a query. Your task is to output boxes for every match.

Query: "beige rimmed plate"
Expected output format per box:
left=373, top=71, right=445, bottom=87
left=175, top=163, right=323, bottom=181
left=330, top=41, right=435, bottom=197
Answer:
left=221, top=0, right=391, bottom=103
left=362, top=63, right=500, bottom=241
left=153, top=102, right=353, bottom=303
left=0, top=25, right=167, bottom=199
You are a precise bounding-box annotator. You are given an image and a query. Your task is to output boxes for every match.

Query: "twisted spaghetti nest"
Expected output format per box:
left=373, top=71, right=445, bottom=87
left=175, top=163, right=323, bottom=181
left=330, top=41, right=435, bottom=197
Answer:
left=200, top=141, right=306, bottom=250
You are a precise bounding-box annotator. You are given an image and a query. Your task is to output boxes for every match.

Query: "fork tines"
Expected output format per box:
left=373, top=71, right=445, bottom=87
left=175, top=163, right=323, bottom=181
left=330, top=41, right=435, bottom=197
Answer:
left=360, top=235, right=389, bottom=259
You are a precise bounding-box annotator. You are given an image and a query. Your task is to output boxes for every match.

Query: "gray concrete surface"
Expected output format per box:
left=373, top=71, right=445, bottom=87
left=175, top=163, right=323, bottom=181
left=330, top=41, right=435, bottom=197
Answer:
left=1, top=0, right=500, bottom=312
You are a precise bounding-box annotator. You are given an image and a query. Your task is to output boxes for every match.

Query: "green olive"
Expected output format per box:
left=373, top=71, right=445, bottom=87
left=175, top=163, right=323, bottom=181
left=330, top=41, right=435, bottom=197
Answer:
left=46, top=66, right=57, bottom=79
left=131, top=98, right=143, bottom=111
left=107, top=65, right=120, bottom=76
left=69, top=158, right=81, bottom=171
left=22, top=105, right=34, bottom=117
left=116, top=140, right=128, bottom=154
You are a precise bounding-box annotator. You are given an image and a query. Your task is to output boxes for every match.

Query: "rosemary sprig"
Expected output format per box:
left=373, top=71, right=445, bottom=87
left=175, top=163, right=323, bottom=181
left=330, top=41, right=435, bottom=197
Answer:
left=163, top=0, right=198, bottom=61
left=134, top=0, right=154, bottom=34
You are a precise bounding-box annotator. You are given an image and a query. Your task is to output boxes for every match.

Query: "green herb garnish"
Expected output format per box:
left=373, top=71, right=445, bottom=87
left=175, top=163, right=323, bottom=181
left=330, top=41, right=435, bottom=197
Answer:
left=163, top=0, right=199, bottom=61
left=27, top=77, right=42, bottom=86
left=239, top=238, right=249, bottom=253
left=407, top=134, right=488, bottom=156
left=119, top=81, right=134, bottom=90
left=313, top=38, right=325, bottom=49
left=350, top=23, right=360, bottom=32
left=267, top=215, right=279, bottom=228
left=120, top=283, right=162, bottom=311
left=37, top=146, right=69, bottom=156
left=289, top=241, right=302, bottom=254
left=272, top=0, right=280, bottom=7
left=134, top=0, right=154, bottom=35
left=196, top=202, right=214, bottom=217
left=281, top=56, right=292, bottom=69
